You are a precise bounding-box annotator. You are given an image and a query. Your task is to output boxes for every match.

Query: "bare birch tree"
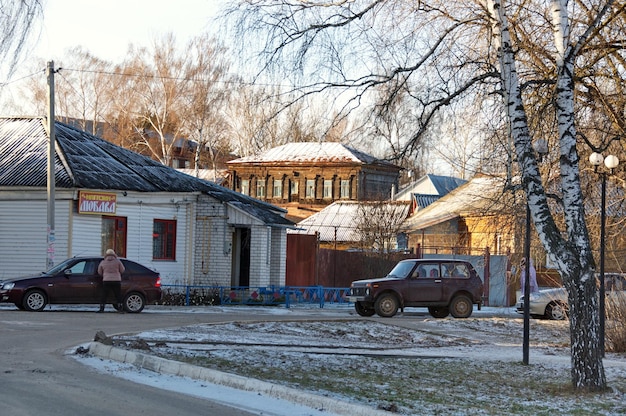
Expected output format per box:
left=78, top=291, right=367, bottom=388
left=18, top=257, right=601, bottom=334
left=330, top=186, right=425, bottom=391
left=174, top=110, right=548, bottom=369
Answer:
left=226, top=85, right=284, bottom=157
left=182, top=35, right=233, bottom=180
left=0, top=0, right=44, bottom=110
left=355, top=201, right=410, bottom=254
left=0, top=0, right=43, bottom=79
left=23, top=48, right=116, bottom=134
left=111, top=34, right=191, bottom=166
left=352, top=83, right=432, bottom=175
left=225, top=85, right=330, bottom=156
left=225, top=0, right=626, bottom=390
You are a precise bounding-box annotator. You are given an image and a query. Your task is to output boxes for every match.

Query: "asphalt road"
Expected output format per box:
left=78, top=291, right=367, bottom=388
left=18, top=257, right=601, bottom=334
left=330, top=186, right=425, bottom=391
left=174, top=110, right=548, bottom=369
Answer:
left=0, top=304, right=511, bottom=415
left=0, top=306, right=306, bottom=416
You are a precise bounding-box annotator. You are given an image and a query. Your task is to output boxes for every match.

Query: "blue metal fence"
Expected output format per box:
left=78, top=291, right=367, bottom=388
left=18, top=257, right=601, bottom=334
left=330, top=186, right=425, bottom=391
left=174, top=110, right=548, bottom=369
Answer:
left=160, top=284, right=351, bottom=308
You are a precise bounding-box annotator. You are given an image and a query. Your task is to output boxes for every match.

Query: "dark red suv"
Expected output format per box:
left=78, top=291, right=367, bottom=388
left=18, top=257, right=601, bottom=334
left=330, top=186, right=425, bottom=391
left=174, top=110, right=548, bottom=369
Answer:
left=348, top=259, right=483, bottom=318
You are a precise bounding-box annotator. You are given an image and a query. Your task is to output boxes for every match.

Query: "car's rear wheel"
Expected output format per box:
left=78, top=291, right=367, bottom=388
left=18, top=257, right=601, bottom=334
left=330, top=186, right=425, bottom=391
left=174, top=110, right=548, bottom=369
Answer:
left=449, top=295, right=473, bottom=318
left=355, top=301, right=376, bottom=317
left=124, top=292, right=146, bottom=313
left=23, top=290, right=47, bottom=312
left=374, top=293, right=399, bottom=317
left=545, top=302, right=568, bottom=320
left=428, top=306, right=450, bottom=318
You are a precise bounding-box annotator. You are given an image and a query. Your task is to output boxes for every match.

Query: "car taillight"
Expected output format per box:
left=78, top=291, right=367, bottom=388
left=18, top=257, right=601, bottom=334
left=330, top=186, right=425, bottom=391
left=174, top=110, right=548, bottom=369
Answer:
left=155, top=276, right=161, bottom=288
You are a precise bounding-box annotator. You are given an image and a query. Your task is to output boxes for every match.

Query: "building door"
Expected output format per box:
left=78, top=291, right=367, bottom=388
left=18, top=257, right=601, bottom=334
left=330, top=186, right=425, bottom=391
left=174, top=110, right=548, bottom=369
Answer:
left=231, top=227, right=251, bottom=287
left=102, top=216, right=127, bottom=257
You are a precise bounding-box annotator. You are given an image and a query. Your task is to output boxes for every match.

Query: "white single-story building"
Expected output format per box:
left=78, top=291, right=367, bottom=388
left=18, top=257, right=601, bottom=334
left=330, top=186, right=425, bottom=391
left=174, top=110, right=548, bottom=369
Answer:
left=0, top=117, right=293, bottom=287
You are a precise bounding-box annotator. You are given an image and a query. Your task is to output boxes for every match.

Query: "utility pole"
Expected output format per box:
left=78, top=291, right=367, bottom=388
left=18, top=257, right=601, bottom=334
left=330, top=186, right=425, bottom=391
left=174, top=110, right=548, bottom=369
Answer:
left=46, top=61, right=56, bottom=269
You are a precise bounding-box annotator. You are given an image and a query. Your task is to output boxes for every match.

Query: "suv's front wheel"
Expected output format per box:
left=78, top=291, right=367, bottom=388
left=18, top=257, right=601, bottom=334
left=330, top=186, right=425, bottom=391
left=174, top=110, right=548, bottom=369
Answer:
left=449, top=294, right=473, bottom=318
left=374, top=293, right=399, bottom=317
left=355, top=301, right=376, bottom=317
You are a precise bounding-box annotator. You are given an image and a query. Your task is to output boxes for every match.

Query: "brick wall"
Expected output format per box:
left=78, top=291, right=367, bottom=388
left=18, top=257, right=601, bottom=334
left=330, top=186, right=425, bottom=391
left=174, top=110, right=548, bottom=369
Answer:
left=192, top=197, right=232, bottom=286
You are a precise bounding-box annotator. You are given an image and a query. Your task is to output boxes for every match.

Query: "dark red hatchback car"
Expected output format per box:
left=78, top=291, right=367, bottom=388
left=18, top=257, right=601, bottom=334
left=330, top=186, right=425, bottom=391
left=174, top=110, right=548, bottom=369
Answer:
left=0, top=257, right=162, bottom=313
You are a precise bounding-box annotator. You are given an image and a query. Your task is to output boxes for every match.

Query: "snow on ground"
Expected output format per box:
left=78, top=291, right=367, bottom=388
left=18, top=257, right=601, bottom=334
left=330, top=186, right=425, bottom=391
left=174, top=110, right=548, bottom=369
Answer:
left=61, top=304, right=626, bottom=415
left=73, top=353, right=346, bottom=416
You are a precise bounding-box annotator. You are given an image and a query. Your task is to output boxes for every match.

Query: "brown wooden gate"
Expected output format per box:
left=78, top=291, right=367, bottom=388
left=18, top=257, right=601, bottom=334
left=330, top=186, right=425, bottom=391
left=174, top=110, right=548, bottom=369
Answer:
left=286, top=233, right=415, bottom=287
left=286, top=233, right=318, bottom=286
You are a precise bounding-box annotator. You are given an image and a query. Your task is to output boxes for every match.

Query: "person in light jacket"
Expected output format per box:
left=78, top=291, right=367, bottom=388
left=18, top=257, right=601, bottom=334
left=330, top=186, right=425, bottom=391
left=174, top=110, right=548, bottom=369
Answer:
left=520, top=257, right=539, bottom=295
left=97, top=249, right=125, bottom=313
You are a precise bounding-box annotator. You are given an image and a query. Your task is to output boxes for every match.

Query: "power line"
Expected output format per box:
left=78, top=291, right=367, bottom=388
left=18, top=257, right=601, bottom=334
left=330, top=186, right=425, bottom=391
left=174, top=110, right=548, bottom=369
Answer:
left=60, top=67, right=272, bottom=88
left=53, top=68, right=131, bottom=140
left=0, top=69, right=43, bottom=87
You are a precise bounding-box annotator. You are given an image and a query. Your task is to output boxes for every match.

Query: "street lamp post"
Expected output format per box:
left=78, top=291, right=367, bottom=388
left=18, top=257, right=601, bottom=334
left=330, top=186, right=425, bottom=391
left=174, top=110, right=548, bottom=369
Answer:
left=523, top=139, right=548, bottom=365
left=589, top=152, right=619, bottom=357
left=523, top=202, right=531, bottom=365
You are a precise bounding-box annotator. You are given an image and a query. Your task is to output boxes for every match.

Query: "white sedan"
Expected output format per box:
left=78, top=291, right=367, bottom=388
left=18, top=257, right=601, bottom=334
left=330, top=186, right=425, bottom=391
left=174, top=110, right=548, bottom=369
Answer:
left=516, top=273, right=626, bottom=320
left=516, top=287, right=569, bottom=320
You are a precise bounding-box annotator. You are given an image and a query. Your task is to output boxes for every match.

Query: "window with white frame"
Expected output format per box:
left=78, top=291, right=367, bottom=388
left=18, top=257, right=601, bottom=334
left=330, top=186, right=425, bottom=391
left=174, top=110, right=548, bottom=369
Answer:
left=256, top=179, right=266, bottom=198
left=323, top=179, right=332, bottom=199
left=273, top=179, right=282, bottom=198
left=340, top=179, right=350, bottom=199
left=241, top=179, right=249, bottom=195
left=290, top=180, right=299, bottom=195
left=306, top=179, right=316, bottom=198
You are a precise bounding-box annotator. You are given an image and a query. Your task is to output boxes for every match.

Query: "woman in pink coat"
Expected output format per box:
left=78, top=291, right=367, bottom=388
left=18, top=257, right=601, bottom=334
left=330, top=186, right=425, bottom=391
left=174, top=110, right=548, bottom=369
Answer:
left=97, top=249, right=125, bottom=313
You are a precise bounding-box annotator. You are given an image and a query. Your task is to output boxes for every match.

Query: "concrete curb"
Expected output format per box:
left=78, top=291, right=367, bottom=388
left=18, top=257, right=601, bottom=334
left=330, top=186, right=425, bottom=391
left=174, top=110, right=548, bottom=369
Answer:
left=88, top=342, right=392, bottom=416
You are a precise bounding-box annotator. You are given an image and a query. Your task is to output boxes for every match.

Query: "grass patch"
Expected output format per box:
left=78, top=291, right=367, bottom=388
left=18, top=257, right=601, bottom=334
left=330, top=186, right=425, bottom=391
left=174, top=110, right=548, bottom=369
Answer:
left=154, top=350, right=626, bottom=415
left=119, top=318, right=625, bottom=415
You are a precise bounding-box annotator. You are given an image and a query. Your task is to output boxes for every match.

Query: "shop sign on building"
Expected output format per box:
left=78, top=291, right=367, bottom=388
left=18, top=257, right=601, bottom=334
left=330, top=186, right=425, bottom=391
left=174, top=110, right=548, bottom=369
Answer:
left=78, top=191, right=117, bottom=215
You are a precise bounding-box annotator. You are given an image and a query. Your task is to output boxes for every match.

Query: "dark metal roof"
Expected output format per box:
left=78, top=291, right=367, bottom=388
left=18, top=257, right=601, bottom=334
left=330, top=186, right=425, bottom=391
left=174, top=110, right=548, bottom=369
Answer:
left=0, top=117, right=293, bottom=227
left=0, top=117, right=73, bottom=187
left=427, top=174, right=467, bottom=196
left=413, top=194, right=440, bottom=209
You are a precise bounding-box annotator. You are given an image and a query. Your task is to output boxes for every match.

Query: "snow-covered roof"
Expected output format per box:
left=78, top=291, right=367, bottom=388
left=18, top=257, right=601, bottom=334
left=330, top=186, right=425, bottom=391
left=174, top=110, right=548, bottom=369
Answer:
left=402, top=174, right=511, bottom=231
left=291, top=200, right=411, bottom=243
left=227, top=142, right=400, bottom=169
left=0, top=117, right=293, bottom=228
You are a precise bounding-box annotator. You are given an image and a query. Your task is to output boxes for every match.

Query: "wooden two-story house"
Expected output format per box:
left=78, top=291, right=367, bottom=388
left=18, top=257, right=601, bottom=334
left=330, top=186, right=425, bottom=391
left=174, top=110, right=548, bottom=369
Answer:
left=227, top=142, right=402, bottom=222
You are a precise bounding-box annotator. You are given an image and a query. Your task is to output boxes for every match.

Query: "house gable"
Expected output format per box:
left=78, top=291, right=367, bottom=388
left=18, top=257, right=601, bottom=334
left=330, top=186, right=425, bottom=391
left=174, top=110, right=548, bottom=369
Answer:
left=394, top=174, right=466, bottom=201
left=402, top=174, right=519, bottom=255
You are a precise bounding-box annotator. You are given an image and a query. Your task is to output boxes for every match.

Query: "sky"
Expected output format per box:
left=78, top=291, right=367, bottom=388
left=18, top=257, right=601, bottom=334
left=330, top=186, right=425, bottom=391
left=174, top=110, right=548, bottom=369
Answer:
left=1, top=0, right=228, bottom=114
left=33, top=0, right=226, bottom=63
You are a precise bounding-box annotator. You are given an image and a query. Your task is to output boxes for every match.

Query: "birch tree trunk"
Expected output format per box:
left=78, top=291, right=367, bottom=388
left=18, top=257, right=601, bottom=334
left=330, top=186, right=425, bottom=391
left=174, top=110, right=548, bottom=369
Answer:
left=489, top=0, right=606, bottom=390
